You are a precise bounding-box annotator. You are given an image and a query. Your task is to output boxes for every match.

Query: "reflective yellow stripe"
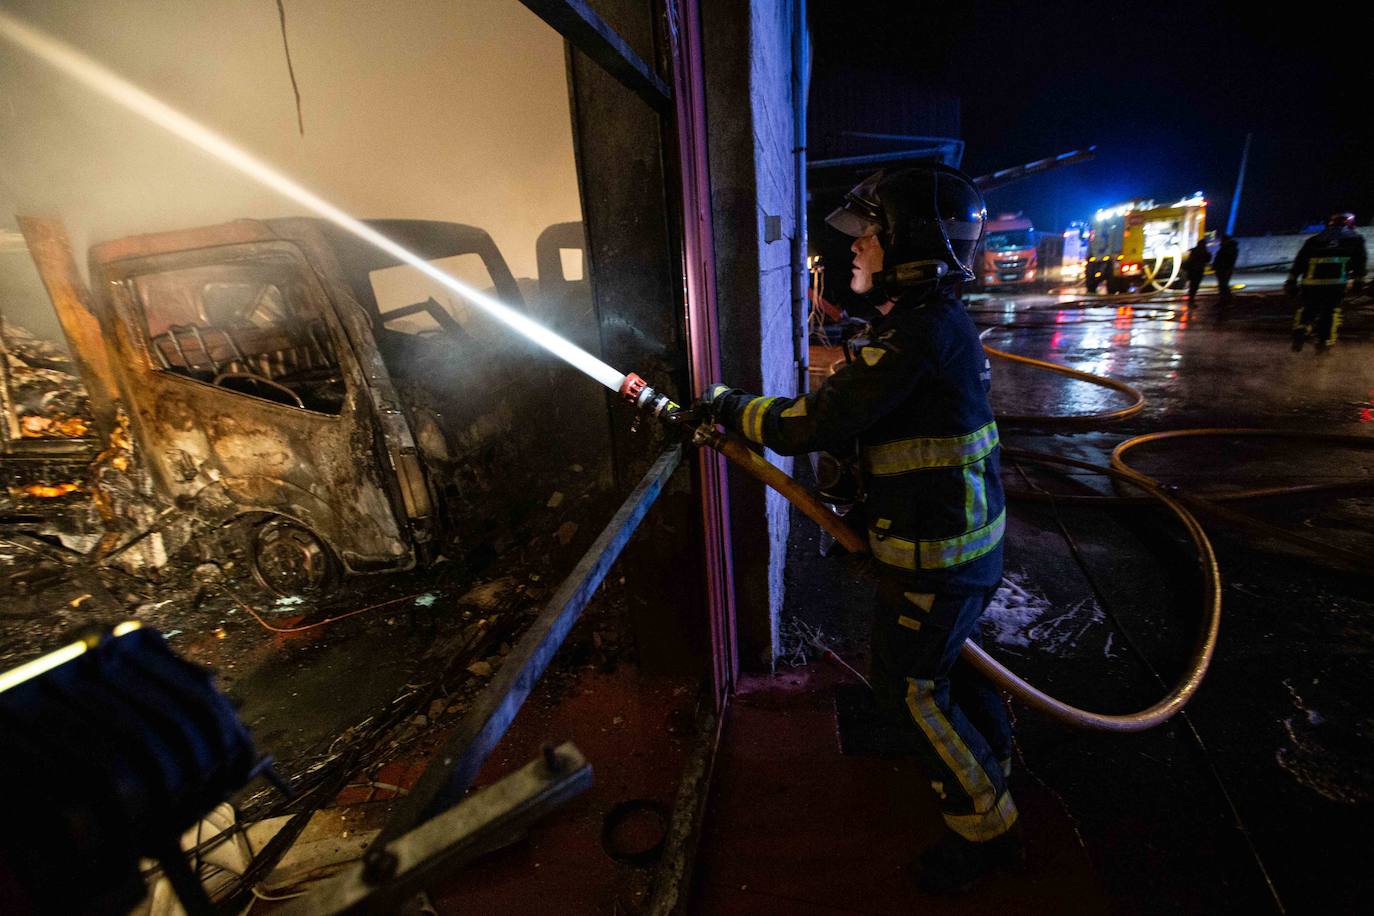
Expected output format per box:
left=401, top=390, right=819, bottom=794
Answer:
left=740, top=396, right=780, bottom=445
left=944, top=790, right=1019, bottom=841
left=869, top=510, right=1005, bottom=571
left=863, top=421, right=999, bottom=476
left=1328, top=308, right=1343, bottom=345
left=1305, top=256, right=1349, bottom=284
left=963, top=460, right=987, bottom=530
left=897, top=615, right=922, bottom=632
left=780, top=399, right=808, bottom=419
left=905, top=678, right=998, bottom=812
left=903, top=591, right=935, bottom=612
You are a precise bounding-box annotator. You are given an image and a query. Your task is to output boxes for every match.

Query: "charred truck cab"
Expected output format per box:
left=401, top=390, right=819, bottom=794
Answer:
left=34, top=217, right=568, bottom=593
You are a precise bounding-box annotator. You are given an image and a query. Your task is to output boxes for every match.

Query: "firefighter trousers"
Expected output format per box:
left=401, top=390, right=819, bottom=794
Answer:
left=1186, top=272, right=1204, bottom=306
left=870, top=574, right=1017, bottom=842
left=1215, top=269, right=1234, bottom=307
left=1294, top=289, right=1346, bottom=347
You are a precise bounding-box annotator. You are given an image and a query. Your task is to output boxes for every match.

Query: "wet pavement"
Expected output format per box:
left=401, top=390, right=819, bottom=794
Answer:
left=716, top=276, right=1373, bottom=913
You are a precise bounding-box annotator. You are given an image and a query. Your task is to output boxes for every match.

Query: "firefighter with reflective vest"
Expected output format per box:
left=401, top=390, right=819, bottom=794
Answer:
left=1287, top=212, right=1367, bottom=352
left=701, top=166, right=1020, bottom=893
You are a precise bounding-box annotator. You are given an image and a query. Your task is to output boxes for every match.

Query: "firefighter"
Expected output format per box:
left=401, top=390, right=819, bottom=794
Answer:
left=1287, top=212, right=1367, bottom=352
left=701, top=166, right=1020, bottom=894
left=1183, top=239, right=1211, bottom=307
left=1213, top=233, right=1239, bottom=310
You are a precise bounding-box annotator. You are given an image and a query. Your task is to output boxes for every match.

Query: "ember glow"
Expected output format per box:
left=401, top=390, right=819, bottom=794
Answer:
left=19, top=415, right=89, bottom=438
left=12, top=482, right=81, bottom=499
left=0, top=10, right=628, bottom=395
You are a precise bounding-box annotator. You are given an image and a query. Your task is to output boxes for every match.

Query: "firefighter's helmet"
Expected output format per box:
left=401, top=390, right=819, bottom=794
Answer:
left=826, top=165, right=987, bottom=292
left=1327, top=212, right=1356, bottom=229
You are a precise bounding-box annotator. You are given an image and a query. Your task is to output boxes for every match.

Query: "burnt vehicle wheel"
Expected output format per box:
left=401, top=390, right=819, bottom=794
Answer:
left=250, top=518, right=338, bottom=596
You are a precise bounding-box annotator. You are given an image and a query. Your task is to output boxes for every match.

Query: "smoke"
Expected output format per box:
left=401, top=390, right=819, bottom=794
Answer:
left=0, top=0, right=582, bottom=334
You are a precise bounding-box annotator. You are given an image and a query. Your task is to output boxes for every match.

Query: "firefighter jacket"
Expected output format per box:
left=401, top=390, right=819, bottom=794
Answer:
left=1290, top=227, right=1368, bottom=289
left=1183, top=243, right=1211, bottom=277
left=714, top=290, right=1003, bottom=594
left=1213, top=238, right=1239, bottom=275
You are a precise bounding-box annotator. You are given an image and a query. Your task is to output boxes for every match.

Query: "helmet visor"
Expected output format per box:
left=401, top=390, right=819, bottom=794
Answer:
left=825, top=204, right=882, bottom=238
left=825, top=171, right=886, bottom=238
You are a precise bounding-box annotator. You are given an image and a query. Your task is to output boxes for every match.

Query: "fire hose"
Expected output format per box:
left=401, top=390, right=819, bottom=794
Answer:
left=625, top=334, right=1373, bottom=733
left=694, top=424, right=1220, bottom=733
left=983, top=343, right=1145, bottom=425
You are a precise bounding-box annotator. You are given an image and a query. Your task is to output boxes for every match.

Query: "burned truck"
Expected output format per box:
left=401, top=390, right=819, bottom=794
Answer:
left=1, top=217, right=600, bottom=595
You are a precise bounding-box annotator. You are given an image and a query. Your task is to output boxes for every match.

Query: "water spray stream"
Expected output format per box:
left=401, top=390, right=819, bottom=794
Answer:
left=0, top=10, right=628, bottom=394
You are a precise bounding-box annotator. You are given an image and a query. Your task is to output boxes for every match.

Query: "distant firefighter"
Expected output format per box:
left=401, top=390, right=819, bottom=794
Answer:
left=1212, top=234, right=1239, bottom=308
left=1287, top=213, right=1367, bottom=352
left=1182, top=239, right=1211, bottom=307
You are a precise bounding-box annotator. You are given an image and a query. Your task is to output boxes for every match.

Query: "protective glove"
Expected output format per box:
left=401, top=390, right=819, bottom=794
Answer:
left=698, top=383, right=733, bottom=423
left=1352, top=278, right=1365, bottom=296
left=1283, top=277, right=1298, bottom=298
left=664, top=383, right=733, bottom=429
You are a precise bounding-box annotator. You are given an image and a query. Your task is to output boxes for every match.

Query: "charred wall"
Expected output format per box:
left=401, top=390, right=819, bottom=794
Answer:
left=565, top=0, right=702, bottom=676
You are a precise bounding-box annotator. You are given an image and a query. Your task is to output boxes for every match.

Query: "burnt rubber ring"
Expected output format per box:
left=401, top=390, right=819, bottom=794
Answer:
left=600, top=798, right=669, bottom=866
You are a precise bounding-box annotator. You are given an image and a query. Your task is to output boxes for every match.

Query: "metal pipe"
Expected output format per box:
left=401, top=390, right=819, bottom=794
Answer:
left=284, top=743, right=593, bottom=915
left=668, top=0, right=739, bottom=702
left=791, top=0, right=810, bottom=395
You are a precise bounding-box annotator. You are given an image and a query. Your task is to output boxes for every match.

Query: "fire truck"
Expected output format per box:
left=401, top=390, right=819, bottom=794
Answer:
left=1057, top=221, right=1091, bottom=284
left=979, top=213, right=1039, bottom=288
left=1086, top=194, right=1207, bottom=293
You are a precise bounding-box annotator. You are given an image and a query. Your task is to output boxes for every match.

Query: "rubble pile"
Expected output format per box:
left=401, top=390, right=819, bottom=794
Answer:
left=1, top=321, right=93, bottom=440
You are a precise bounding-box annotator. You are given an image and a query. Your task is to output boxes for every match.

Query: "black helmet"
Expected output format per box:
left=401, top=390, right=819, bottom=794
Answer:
left=826, top=165, right=987, bottom=295
left=1327, top=212, right=1356, bottom=229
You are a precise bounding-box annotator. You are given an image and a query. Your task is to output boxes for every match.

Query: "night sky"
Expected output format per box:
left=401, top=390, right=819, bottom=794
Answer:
left=811, top=0, right=1371, bottom=236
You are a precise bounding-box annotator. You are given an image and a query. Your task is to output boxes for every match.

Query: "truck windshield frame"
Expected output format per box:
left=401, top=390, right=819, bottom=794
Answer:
left=986, top=229, right=1033, bottom=251
left=121, top=246, right=348, bottom=416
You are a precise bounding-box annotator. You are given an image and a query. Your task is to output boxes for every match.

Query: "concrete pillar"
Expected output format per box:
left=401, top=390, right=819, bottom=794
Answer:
left=702, top=0, right=805, bottom=669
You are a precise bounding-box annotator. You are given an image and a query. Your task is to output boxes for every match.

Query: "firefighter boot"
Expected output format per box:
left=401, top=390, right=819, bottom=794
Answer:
left=913, top=825, right=1025, bottom=895
left=1291, top=330, right=1306, bottom=353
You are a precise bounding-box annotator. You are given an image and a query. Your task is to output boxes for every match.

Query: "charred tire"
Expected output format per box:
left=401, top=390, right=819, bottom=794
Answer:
left=250, top=517, right=339, bottom=597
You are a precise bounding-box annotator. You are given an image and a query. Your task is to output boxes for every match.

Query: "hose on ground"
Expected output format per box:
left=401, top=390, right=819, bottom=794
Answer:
left=700, top=428, right=1221, bottom=732
left=983, top=343, right=1145, bottom=425
left=752, top=304, right=1372, bottom=730
left=1110, top=429, right=1374, bottom=576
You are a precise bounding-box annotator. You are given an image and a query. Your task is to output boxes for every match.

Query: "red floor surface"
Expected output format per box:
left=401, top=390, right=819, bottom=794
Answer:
left=428, top=662, right=698, bottom=914
left=691, top=667, right=1113, bottom=915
